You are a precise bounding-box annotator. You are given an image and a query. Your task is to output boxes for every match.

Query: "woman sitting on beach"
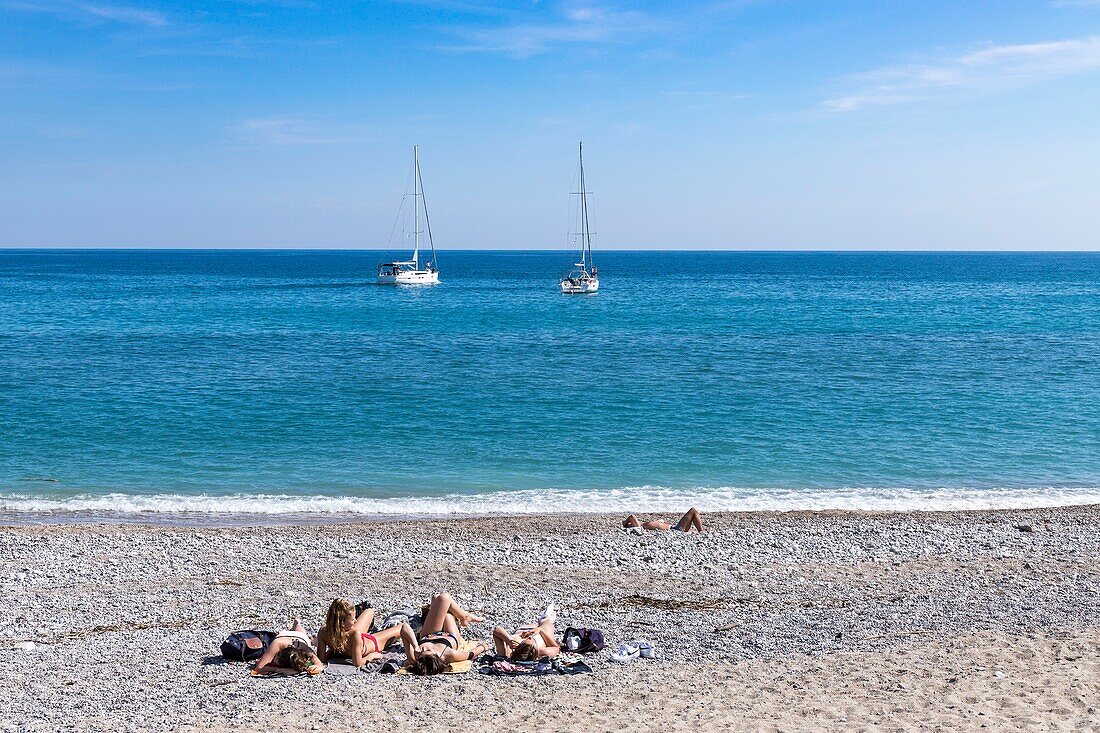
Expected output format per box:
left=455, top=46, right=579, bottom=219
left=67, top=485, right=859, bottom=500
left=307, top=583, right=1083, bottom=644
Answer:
left=251, top=620, right=323, bottom=676
left=492, top=604, right=560, bottom=661
left=622, top=506, right=705, bottom=533
left=403, top=591, right=490, bottom=675
left=316, top=598, right=406, bottom=667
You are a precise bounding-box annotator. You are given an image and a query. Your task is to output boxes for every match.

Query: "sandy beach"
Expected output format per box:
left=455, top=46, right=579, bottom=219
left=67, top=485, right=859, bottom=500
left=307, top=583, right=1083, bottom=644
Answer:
left=2, top=506, right=1099, bottom=732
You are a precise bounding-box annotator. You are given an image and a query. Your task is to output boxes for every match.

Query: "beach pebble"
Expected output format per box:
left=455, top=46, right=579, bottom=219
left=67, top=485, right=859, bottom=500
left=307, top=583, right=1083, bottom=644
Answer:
left=14, top=641, right=36, bottom=651
left=0, top=507, right=1097, bottom=730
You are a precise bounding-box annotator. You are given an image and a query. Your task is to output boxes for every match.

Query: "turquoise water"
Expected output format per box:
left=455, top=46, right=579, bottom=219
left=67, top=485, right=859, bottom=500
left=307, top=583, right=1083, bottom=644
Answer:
left=1, top=250, right=1098, bottom=518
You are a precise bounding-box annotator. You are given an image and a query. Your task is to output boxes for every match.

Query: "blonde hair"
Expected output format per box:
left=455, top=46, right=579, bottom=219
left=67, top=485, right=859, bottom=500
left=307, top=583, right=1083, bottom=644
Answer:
left=322, top=598, right=357, bottom=655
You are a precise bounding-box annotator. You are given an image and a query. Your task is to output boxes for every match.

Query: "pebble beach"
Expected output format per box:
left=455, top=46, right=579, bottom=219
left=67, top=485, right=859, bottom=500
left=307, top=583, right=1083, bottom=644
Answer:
left=2, top=505, right=1099, bottom=731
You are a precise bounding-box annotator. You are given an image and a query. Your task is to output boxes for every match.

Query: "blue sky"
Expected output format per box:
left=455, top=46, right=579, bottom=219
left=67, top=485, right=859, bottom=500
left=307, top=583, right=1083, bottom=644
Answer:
left=1, top=1, right=1099, bottom=249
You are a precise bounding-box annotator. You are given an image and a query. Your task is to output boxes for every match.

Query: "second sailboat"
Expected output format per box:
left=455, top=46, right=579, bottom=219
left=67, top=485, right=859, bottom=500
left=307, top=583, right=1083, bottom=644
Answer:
left=378, top=145, right=440, bottom=285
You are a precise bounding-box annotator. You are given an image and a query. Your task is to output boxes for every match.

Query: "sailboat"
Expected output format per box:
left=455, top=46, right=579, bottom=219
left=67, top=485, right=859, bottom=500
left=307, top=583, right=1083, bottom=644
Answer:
left=377, top=145, right=440, bottom=285
left=559, top=142, right=599, bottom=294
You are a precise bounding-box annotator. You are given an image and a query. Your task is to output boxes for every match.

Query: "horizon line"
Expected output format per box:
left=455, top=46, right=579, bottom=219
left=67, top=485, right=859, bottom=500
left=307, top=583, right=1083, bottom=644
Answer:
left=2, top=247, right=1100, bottom=254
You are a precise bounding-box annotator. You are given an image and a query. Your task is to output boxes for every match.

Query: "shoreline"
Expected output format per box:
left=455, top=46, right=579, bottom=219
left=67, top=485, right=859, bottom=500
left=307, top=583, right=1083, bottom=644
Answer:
left=2, top=500, right=1099, bottom=528
left=4, top=504, right=1099, bottom=731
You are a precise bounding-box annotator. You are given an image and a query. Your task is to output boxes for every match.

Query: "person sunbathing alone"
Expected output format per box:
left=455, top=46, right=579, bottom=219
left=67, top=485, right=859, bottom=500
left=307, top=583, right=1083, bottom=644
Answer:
left=250, top=619, right=323, bottom=676
left=492, top=604, right=561, bottom=661
left=402, top=591, right=489, bottom=675
left=316, top=598, right=406, bottom=667
left=622, top=506, right=705, bottom=533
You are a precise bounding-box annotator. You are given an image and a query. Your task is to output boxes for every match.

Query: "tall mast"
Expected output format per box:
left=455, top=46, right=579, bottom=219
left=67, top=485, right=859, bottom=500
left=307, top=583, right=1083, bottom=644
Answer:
left=413, top=145, right=420, bottom=269
left=578, top=142, right=592, bottom=270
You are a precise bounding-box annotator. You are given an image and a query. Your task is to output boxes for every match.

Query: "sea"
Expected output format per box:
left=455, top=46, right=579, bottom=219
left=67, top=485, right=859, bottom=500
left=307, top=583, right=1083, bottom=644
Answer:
left=1, top=249, right=1098, bottom=524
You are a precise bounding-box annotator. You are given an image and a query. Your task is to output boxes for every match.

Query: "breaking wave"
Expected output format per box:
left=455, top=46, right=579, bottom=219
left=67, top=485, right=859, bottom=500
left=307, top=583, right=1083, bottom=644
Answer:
left=2, top=485, right=1099, bottom=525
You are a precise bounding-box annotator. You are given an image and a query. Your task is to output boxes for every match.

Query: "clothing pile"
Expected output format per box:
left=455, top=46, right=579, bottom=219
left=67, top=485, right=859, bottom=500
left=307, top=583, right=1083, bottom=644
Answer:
left=478, top=653, right=593, bottom=677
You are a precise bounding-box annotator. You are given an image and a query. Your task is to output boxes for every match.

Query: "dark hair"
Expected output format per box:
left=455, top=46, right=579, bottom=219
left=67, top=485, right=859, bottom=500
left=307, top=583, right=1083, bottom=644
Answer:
left=511, top=641, right=539, bottom=662
left=275, top=642, right=315, bottom=672
left=411, top=653, right=447, bottom=676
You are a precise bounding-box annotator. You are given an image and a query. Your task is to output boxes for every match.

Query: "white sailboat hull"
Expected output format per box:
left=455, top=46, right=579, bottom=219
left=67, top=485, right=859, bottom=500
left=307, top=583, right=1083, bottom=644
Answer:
left=560, top=277, right=599, bottom=294
left=378, top=270, right=440, bottom=285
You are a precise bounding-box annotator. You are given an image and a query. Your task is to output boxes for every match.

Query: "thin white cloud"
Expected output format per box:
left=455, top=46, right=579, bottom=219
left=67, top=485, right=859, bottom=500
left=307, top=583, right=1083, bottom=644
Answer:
left=235, top=117, right=363, bottom=145
left=442, top=1, right=673, bottom=58
left=0, top=0, right=167, bottom=26
left=825, top=35, right=1100, bottom=112
left=76, top=1, right=165, bottom=25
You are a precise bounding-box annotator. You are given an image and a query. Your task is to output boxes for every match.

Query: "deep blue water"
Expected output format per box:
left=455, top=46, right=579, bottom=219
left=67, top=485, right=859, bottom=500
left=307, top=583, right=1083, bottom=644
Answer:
left=1, top=250, right=1098, bottom=516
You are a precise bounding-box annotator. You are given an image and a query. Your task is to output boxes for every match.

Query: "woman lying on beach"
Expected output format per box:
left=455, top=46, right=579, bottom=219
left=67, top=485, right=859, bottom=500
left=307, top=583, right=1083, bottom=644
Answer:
left=251, top=620, right=323, bottom=676
left=402, top=591, right=490, bottom=675
left=316, top=598, right=406, bottom=667
left=622, top=506, right=705, bottom=533
left=492, top=604, right=560, bottom=661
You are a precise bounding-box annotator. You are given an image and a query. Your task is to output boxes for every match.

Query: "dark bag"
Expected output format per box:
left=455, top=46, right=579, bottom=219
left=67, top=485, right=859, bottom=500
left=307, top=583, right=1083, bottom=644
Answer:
left=220, top=630, right=276, bottom=662
left=562, top=627, right=605, bottom=654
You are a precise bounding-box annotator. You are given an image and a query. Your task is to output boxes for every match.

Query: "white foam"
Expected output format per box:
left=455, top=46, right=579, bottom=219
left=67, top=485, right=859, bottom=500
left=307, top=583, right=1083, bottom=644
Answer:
left=2, top=485, right=1099, bottom=522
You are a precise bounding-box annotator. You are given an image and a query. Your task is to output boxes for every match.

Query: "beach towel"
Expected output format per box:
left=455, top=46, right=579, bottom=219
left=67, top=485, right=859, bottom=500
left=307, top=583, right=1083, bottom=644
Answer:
left=250, top=670, right=309, bottom=678
left=322, top=660, right=361, bottom=676
left=317, top=650, right=408, bottom=675
left=362, top=652, right=405, bottom=674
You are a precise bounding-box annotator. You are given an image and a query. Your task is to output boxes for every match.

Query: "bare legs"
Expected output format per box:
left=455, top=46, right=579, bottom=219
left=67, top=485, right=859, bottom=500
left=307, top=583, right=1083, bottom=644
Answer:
left=537, top=616, right=555, bottom=640
left=676, top=507, right=704, bottom=533
left=288, top=617, right=319, bottom=648
left=440, top=613, right=462, bottom=637
left=420, top=591, right=483, bottom=637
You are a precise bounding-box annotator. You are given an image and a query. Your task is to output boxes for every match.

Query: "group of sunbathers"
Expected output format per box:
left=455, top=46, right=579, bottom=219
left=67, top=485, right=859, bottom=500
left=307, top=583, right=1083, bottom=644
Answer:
left=253, top=591, right=560, bottom=677
left=251, top=508, right=704, bottom=677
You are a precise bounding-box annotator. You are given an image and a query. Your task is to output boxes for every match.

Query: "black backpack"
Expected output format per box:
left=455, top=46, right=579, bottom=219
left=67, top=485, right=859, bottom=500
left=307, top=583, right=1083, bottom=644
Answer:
left=220, top=630, right=276, bottom=662
left=562, top=627, right=605, bottom=654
